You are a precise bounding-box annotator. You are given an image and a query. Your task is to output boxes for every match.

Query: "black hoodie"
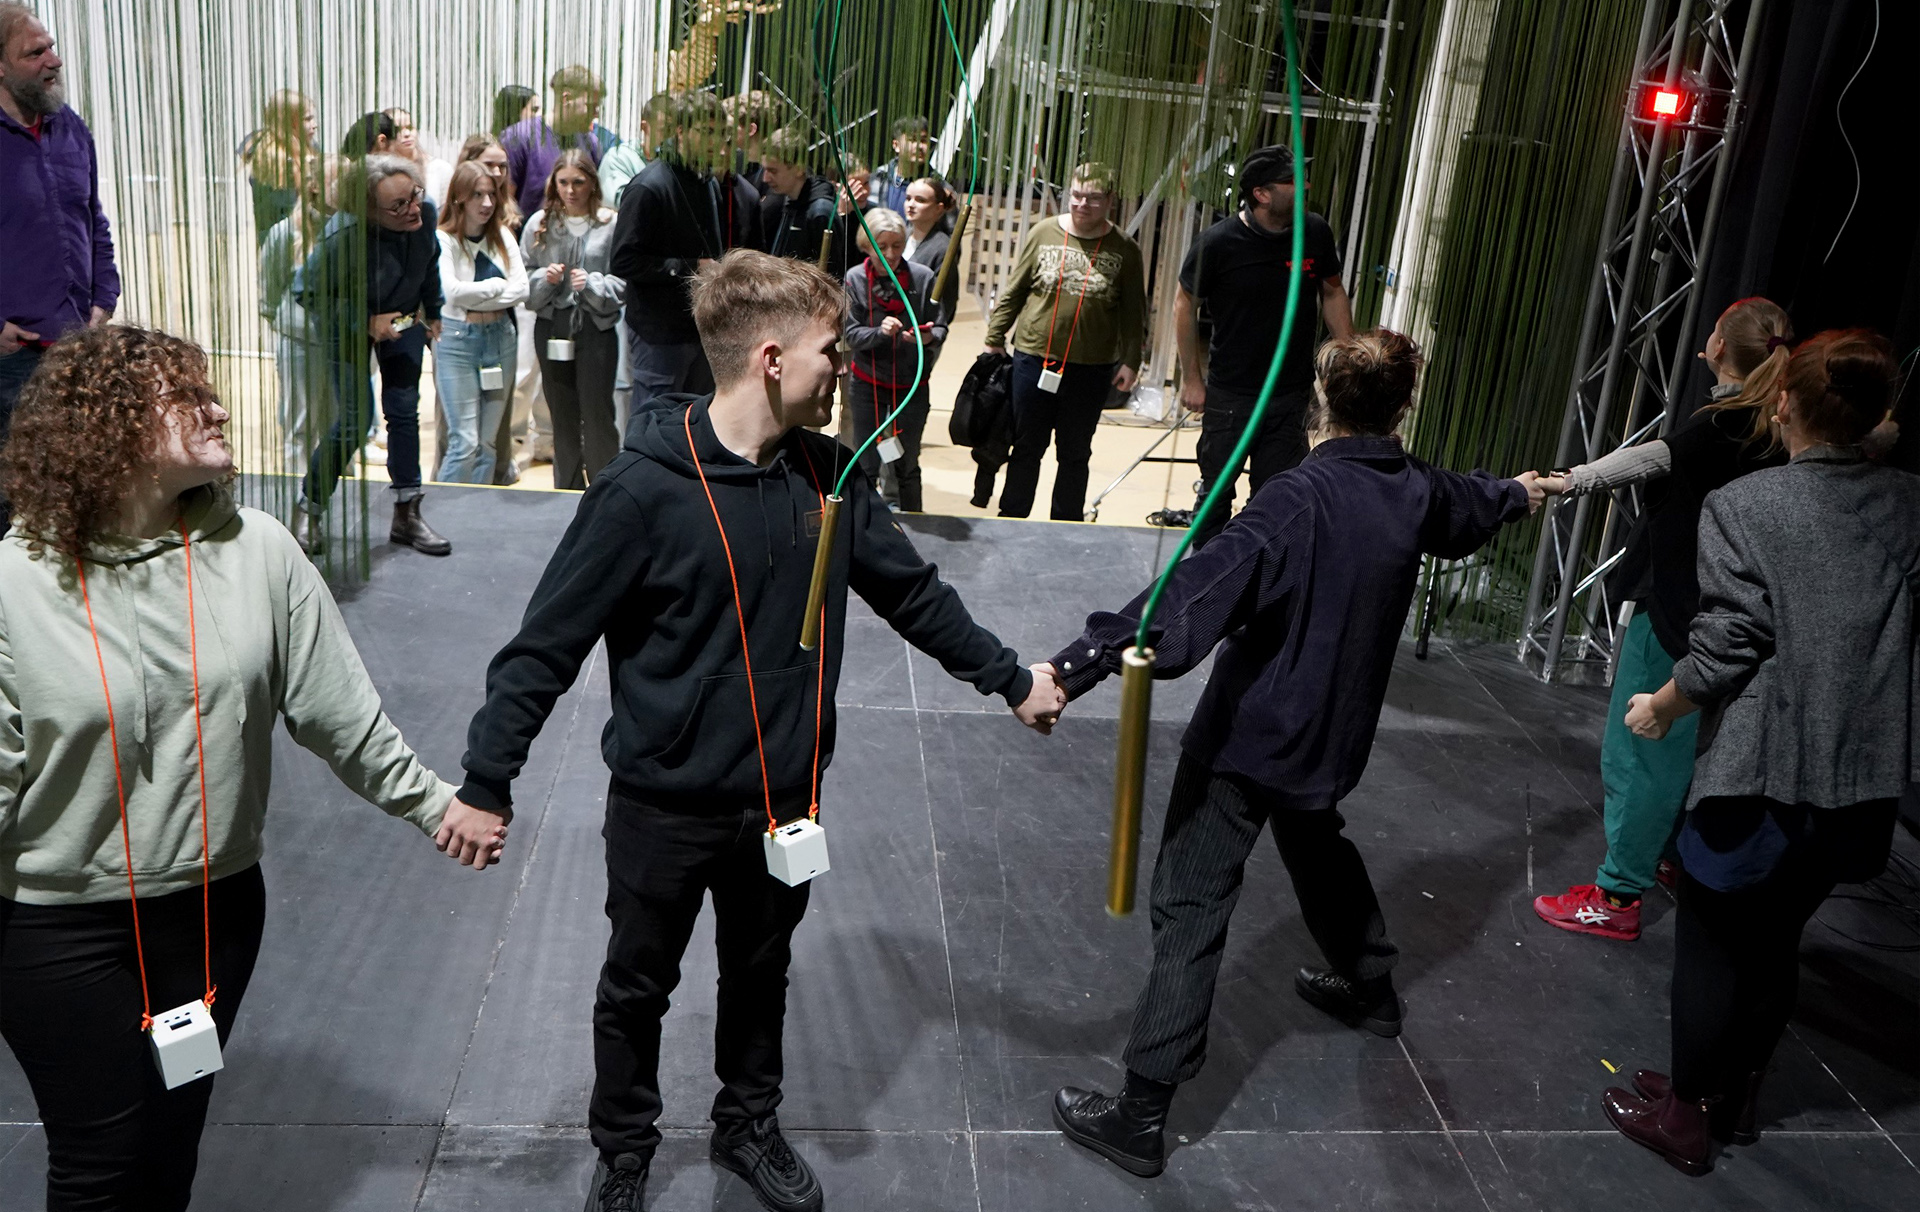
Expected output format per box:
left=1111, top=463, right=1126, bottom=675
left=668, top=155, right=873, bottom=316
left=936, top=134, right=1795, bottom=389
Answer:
left=609, top=158, right=724, bottom=344
left=458, top=394, right=1033, bottom=812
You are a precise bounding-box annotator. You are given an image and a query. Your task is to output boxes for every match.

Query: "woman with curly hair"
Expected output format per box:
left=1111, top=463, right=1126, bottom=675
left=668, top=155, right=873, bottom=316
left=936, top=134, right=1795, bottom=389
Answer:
left=0, top=324, right=509, bottom=1210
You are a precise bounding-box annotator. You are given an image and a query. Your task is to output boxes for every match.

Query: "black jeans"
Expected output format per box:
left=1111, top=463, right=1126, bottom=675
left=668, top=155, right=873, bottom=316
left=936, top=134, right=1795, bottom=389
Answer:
left=0, top=866, right=267, bottom=1212
left=305, top=324, right=427, bottom=507
left=1124, top=754, right=1397, bottom=1084
left=1669, top=797, right=1896, bottom=1102
left=591, top=785, right=814, bottom=1162
left=843, top=374, right=932, bottom=512
left=1190, top=384, right=1311, bottom=547
left=534, top=316, right=621, bottom=490
left=999, top=351, right=1114, bottom=521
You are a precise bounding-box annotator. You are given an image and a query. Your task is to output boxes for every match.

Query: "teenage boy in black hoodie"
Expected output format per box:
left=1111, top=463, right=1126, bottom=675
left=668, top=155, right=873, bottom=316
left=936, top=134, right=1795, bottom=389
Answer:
left=454, top=249, right=1066, bottom=1212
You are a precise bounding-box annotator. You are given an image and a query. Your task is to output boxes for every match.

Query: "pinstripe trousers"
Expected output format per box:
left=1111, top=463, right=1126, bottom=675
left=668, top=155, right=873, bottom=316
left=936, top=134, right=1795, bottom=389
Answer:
left=1124, top=754, right=1400, bottom=1084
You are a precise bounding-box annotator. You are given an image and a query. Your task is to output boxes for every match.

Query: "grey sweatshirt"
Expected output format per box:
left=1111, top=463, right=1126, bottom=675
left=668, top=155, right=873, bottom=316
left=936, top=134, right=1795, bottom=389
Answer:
left=0, top=485, right=455, bottom=904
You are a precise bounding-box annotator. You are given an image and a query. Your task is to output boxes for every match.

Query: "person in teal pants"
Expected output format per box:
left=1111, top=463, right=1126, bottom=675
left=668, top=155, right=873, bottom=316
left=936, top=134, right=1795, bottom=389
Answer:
left=1533, top=297, right=1792, bottom=940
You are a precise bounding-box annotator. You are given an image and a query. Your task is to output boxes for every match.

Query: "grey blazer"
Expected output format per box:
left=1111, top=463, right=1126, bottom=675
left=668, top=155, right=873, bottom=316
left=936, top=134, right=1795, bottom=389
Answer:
left=1674, top=446, right=1920, bottom=809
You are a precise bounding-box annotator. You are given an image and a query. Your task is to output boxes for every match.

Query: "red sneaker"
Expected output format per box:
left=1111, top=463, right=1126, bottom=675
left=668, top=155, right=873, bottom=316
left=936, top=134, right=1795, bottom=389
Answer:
left=1533, top=884, right=1641, bottom=940
left=1654, top=860, right=1677, bottom=891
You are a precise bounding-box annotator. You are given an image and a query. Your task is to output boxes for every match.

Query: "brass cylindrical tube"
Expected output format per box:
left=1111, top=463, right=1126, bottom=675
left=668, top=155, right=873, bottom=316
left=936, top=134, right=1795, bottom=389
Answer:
left=799, top=495, right=843, bottom=651
left=816, top=227, right=834, bottom=272
left=931, top=200, right=972, bottom=303
left=1107, top=646, right=1155, bottom=917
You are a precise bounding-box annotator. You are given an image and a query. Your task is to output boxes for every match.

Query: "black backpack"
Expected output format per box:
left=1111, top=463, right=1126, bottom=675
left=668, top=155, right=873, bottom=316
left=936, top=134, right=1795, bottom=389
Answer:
left=950, top=351, right=1013, bottom=448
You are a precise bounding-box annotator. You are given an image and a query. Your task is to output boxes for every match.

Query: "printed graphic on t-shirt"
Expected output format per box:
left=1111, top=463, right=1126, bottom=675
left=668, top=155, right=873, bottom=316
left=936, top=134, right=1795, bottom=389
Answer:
left=1035, top=242, right=1124, bottom=302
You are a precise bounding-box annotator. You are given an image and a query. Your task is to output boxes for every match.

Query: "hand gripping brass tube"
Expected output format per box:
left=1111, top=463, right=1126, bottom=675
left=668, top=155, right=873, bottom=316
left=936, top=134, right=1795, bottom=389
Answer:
left=931, top=200, right=972, bottom=303
left=799, top=495, right=842, bottom=651
left=1107, top=646, right=1155, bottom=916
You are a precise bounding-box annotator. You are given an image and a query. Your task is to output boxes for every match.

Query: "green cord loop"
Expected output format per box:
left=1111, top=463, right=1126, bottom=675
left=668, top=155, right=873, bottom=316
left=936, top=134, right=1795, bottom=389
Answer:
left=1134, top=2, right=1306, bottom=651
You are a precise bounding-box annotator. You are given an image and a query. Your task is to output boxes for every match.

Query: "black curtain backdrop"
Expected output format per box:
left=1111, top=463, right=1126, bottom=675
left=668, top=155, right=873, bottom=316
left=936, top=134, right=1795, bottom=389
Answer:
left=1684, top=0, right=1917, bottom=426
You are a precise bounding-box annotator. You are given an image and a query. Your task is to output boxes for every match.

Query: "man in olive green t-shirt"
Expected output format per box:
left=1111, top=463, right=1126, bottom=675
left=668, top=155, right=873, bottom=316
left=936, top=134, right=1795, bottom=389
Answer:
left=983, top=163, right=1146, bottom=521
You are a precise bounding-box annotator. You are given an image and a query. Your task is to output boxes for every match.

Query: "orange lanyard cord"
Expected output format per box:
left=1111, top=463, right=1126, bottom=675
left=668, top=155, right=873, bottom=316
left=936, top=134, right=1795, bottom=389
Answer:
left=1040, top=221, right=1107, bottom=371
left=76, top=557, right=155, bottom=1031
left=794, top=441, right=831, bottom=819
left=178, top=519, right=217, bottom=1009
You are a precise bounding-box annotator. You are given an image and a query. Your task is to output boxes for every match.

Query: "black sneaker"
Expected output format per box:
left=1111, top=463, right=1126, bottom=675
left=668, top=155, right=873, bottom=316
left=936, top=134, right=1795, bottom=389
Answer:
left=1294, top=968, right=1403, bottom=1037
left=710, top=1115, right=822, bottom=1212
left=1145, top=507, right=1193, bottom=528
left=584, top=1152, right=648, bottom=1212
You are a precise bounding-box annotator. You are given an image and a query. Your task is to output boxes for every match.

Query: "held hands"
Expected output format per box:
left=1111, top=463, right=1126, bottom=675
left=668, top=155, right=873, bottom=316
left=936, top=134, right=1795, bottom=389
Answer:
left=1014, top=663, right=1068, bottom=735
left=1535, top=471, right=1572, bottom=496
left=435, top=798, right=509, bottom=869
left=1624, top=692, right=1668, bottom=741
left=1513, top=470, right=1547, bottom=515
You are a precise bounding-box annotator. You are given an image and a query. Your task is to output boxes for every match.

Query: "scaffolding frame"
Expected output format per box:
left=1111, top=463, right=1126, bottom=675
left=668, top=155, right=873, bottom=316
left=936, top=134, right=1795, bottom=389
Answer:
left=1518, top=0, right=1766, bottom=683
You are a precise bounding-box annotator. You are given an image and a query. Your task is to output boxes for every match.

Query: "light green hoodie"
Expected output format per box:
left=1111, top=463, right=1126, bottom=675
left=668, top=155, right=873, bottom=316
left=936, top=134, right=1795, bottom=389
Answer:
left=0, top=484, right=455, bottom=904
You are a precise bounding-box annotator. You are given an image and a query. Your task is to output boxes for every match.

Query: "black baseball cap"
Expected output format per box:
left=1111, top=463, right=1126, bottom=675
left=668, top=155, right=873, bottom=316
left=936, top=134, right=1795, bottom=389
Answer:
left=1238, top=145, right=1296, bottom=198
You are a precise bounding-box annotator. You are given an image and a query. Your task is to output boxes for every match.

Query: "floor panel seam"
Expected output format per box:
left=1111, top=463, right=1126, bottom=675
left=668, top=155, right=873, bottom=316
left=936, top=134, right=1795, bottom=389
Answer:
left=1398, top=1037, right=1495, bottom=1212
left=411, top=646, right=602, bottom=1207
left=1787, top=1023, right=1920, bottom=1173
left=904, top=642, right=986, bottom=1212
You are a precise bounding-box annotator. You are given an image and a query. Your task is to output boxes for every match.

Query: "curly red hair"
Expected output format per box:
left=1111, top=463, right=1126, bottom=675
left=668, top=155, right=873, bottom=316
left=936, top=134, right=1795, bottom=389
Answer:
left=0, top=325, right=219, bottom=557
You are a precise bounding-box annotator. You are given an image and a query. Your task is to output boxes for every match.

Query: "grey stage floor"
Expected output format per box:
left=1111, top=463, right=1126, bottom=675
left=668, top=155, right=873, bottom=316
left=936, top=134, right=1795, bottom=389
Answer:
left=2, top=486, right=1916, bottom=1212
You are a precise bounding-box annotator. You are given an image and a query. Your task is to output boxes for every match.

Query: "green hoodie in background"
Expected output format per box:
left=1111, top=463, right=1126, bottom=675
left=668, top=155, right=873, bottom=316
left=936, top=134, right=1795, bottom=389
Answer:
left=0, top=484, right=455, bottom=904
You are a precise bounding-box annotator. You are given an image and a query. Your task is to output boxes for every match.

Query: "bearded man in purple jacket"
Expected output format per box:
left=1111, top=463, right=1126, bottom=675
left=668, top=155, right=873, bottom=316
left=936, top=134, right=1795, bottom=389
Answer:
left=1044, top=329, right=1545, bottom=1179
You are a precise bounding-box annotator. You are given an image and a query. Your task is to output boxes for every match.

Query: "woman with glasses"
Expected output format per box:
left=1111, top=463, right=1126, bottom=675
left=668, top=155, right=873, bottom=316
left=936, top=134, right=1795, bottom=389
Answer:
left=291, top=153, right=451, bottom=557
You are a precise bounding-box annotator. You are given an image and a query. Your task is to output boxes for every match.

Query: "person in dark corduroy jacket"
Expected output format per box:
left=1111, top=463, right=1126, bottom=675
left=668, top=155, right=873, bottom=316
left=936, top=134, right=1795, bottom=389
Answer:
left=1043, top=330, right=1544, bottom=1180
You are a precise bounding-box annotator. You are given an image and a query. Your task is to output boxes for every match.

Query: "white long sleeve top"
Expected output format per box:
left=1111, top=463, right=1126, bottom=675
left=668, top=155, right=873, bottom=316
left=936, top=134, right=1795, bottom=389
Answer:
left=435, top=228, right=529, bottom=322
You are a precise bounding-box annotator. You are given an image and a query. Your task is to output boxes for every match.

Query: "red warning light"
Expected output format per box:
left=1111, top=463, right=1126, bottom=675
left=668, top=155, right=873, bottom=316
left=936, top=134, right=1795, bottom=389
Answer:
left=1650, top=89, right=1682, bottom=118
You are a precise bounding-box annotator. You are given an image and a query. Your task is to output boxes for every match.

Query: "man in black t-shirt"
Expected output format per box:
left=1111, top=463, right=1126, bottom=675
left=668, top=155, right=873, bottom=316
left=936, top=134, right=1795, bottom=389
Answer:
left=1172, top=145, right=1352, bottom=546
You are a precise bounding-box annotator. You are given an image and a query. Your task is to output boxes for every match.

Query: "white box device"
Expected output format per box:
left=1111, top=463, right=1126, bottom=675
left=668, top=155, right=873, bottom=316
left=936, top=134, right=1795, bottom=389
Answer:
left=764, top=819, right=830, bottom=886
left=877, top=436, right=904, bottom=464
left=479, top=364, right=506, bottom=391
left=149, top=998, right=223, bottom=1090
left=1036, top=366, right=1063, bottom=393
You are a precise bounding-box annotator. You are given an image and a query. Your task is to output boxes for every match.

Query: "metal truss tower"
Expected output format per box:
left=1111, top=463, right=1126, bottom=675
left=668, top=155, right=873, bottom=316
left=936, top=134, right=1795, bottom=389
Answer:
left=1519, top=0, right=1767, bottom=682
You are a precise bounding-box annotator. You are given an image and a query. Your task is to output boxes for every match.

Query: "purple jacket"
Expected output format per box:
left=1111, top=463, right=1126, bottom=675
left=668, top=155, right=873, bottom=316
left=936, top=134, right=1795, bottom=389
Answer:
left=1, top=105, right=119, bottom=342
left=499, top=118, right=608, bottom=224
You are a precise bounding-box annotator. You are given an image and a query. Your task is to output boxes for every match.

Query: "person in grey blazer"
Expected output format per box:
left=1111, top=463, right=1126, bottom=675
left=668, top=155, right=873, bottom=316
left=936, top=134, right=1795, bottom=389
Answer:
left=1602, top=329, right=1913, bottom=1178
left=523, top=150, right=626, bottom=488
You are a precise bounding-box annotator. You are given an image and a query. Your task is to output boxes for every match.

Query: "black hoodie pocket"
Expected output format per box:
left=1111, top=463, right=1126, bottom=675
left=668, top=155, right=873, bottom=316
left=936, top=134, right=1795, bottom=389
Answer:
left=641, top=663, right=821, bottom=788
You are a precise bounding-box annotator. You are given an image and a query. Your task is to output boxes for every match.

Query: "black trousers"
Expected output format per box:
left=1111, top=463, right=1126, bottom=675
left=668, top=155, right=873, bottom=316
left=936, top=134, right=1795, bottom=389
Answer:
left=1669, top=797, right=1896, bottom=1102
left=843, top=374, right=932, bottom=512
left=1125, top=754, right=1397, bottom=1084
left=534, top=316, right=621, bottom=490
left=1190, top=384, right=1311, bottom=547
left=0, top=866, right=267, bottom=1212
left=591, top=786, right=813, bottom=1162
left=999, top=351, right=1114, bottom=521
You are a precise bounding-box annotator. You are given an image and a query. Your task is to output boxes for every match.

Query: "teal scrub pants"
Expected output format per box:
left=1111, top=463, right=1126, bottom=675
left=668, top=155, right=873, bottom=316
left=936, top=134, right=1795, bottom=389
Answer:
left=1595, top=610, right=1699, bottom=899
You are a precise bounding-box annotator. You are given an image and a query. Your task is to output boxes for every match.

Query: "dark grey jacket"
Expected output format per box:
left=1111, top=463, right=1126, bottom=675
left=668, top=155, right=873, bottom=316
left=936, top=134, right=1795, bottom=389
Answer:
left=1674, top=446, right=1920, bottom=809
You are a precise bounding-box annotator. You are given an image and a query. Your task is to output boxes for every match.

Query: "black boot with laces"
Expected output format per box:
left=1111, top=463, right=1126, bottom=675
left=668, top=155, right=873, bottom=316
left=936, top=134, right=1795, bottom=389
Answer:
left=711, top=1113, right=822, bottom=1212
left=1053, top=1071, right=1177, bottom=1177
left=584, top=1152, right=647, bottom=1212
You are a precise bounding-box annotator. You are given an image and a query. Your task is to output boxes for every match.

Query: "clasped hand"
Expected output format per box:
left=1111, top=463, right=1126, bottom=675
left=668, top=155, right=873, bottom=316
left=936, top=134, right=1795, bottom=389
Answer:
left=435, top=798, right=509, bottom=869
left=1013, top=663, right=1068, bottom=735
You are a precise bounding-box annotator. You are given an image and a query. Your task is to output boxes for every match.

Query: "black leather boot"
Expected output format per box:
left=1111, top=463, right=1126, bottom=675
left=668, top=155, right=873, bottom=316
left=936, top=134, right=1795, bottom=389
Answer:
left=391, top=494, right=451, bottom=555
left=290, top=506, right=323, bottom=556
left=1294, top=968, right=1403, bottom=1037
left=1053, top=1071, right=1177, bottom=1177
left=1603, top=1086, right=1715, bottom=1176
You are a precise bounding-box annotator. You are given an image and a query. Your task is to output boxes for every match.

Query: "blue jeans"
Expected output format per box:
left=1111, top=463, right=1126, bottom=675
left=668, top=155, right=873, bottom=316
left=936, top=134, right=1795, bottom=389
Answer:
left=304, top=324, right=426, bottom=508
left=624, top=327, right=712, bottom=417
left=434, top=317, right=518, bottom=483
left=0, top=345, right=47, bottom=530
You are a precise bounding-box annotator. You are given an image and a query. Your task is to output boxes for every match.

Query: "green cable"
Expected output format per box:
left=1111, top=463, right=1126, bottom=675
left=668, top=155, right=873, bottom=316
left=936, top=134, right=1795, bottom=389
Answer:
left=1134, top=1, right=1307, bottom=651
left=937, top=0, right=982, bottom=197
left=809, top=0, right=928, bottom=498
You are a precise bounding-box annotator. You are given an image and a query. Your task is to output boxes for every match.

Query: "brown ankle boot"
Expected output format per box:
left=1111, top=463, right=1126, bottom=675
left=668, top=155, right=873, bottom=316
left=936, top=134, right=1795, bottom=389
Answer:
left=1603, top=1086, right=1714, bottom=1176
left=391, top=495, right=451, bottom=555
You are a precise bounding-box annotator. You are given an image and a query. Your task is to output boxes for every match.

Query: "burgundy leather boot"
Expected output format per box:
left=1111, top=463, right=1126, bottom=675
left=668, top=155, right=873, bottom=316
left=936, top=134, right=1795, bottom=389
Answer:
left=1603, top=1086, right=1715, bottom=1175
left=1632, top=1069, right=1762, bottom=1145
